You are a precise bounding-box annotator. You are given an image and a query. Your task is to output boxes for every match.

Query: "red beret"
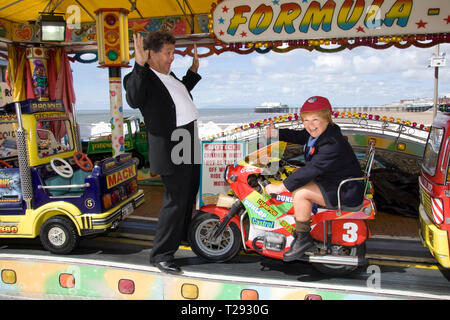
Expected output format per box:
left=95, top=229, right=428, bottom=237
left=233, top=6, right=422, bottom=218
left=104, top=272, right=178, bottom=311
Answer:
left=300, top=96, right=332, bottom=113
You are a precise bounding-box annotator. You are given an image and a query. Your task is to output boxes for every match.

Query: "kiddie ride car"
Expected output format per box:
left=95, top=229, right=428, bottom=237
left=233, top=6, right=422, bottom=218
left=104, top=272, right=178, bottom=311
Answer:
left=419, top=104, right=450, bottom=268
left=82, top=116, right=149, bottom=169
left=0, top=99, right=144, bottom=254
left=189, top=141, right=376, bottom=275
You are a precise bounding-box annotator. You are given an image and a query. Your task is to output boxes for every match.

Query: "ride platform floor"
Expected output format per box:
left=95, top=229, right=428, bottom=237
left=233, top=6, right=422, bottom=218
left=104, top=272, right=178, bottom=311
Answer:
left=132, top=184, right=420, bottom=239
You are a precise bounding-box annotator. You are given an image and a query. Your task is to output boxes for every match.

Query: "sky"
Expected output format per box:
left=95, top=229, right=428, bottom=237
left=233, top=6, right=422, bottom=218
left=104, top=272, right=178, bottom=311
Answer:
left=72, top=43, right=450, bottom=110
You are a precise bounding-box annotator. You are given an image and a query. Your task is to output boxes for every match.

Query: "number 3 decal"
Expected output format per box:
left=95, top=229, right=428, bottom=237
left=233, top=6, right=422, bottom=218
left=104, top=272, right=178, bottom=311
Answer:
left=342, top=222, right=358, bottom=242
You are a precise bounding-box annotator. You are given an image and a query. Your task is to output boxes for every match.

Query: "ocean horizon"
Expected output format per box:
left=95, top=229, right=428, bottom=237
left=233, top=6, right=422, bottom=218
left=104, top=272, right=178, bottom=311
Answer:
left=75, top=107, right=291, bottom=140
left=75, top=104, right=434, bottom=140
left=74, top=107, right=273, bottom=124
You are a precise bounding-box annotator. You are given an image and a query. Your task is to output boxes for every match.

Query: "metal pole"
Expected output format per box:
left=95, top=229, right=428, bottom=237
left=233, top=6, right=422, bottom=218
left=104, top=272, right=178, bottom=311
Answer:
left=433, top=44, right=440, bottom=119
left=109, top=67, right=124, bottom=157
left=14, top=102, right=33, bottom=209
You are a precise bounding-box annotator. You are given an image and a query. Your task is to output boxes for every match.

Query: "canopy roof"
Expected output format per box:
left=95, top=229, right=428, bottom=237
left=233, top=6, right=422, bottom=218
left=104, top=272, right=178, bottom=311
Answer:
left=0, top=0, right=212, bottom=23
left=0, top=0, right=214, bottom=55
left=0, top=0, right=449, bottom=57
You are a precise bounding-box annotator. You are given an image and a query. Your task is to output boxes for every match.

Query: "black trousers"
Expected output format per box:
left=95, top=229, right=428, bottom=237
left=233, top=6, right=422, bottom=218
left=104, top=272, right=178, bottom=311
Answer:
left=149, top=121, right=201, bottom=263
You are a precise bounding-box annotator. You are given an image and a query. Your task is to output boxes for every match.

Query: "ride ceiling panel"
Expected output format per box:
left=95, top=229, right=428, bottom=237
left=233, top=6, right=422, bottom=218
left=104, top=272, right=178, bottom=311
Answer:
left=0, top=0, right=212, bottom=23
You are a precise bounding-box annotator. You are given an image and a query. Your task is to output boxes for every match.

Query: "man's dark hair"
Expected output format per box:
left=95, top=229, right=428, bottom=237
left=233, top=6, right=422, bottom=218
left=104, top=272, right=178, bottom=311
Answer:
left=143, top=31, right=176, bottom=52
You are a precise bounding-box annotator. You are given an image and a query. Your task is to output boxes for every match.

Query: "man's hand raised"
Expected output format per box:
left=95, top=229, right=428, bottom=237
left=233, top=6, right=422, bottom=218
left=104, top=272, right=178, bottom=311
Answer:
left=190, top=44, right=199, bottom=73
left=133, top=33, right=149, bottom=67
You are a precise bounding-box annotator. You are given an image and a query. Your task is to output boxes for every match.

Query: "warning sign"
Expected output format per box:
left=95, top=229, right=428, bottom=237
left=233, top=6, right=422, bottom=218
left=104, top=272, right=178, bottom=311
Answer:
left=199, top=141, right=246, bottom=207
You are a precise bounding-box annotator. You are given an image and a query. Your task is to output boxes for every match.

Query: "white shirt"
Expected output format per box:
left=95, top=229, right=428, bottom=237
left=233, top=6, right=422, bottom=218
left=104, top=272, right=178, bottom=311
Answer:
left=151, top=67, right=198, bottom=127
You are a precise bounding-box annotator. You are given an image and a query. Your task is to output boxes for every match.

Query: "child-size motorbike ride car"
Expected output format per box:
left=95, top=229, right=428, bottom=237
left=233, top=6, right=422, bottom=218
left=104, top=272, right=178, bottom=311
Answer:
left=189, top=141, right=376, bottom=275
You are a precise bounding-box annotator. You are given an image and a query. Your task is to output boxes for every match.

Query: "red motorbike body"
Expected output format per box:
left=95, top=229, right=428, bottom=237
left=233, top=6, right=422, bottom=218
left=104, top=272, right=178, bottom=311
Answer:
left=200, top=159, right=376, bottom=261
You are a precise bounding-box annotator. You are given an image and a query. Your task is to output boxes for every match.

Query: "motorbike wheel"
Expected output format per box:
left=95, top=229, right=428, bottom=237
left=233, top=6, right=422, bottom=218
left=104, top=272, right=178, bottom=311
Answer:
left=311, top=243, right=366, bottom=276
left=189, top=212, right=242, bottom=263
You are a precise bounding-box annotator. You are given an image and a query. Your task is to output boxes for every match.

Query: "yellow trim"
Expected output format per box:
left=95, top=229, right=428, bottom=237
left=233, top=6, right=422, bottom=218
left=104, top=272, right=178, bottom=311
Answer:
left=419, top=204, right=450, bottom=268
left=23, top=112, right=77, bottom=167
left=89, top=189, right=144, bottom=230
left=367, top=259, right=440, bottom=270
left=0, top=190, right=144, bottom=239
left=0, top=202, right=82, bottom=238
left=366, top=253, right=437, bottom=264
left=106, top=164, right=136, bottom=189
left=32, top=202, right=82, bottom=235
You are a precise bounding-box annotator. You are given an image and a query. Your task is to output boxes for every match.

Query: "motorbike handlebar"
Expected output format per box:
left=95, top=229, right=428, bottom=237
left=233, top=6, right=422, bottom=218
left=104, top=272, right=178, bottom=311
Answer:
left=260, top=177, right=270, bottom=187
left=259, top=177, right=277, bottom=198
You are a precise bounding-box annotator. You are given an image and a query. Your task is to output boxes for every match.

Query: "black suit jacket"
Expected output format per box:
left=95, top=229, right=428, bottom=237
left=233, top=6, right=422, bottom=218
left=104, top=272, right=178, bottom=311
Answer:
left=280, top=124, right=364, bottom=208
left=123, top=63, right=202, bottom=175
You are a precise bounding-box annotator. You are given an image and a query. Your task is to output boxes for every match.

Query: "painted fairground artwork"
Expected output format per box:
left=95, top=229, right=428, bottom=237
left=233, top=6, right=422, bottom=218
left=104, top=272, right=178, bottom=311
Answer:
left=211, top=0, right=450, bottom=43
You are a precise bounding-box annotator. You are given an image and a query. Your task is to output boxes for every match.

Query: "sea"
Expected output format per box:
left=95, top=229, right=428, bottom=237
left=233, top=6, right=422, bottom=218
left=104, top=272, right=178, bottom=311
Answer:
left=75, top=108, right=296, bottom=140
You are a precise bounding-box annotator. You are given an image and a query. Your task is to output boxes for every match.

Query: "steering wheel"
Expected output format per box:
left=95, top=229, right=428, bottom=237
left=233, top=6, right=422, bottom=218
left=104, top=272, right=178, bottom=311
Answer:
left=73, top=152, right=93, bottom=172
left=0, top=160, right=12, bottom=168
left=50, top=157, right=74, bottom=178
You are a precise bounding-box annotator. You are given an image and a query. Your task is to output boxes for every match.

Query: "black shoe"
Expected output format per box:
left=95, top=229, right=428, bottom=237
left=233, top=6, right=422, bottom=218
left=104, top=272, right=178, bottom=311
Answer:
left=283, top=232, right=314, bottom=262
left=153, top=261, right=183, bottom=275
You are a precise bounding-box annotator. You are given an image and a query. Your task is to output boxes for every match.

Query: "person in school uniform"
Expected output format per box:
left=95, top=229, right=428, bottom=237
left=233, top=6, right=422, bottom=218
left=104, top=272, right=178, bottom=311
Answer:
left=266, top=96, right=364, bottom=261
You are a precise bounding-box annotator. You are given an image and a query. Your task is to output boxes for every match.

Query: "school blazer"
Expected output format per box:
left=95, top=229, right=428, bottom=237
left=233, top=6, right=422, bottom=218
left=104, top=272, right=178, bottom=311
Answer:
left=280, top=124, right=364, bottom=208
left=123, top=63, right=201, bottom=175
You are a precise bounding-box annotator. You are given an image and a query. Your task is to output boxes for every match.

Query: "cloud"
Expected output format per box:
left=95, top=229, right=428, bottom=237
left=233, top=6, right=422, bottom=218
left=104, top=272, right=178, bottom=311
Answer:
left=251, top=55, right=275, bottom=68
left=400, top=68, right=432, bottom=80
left=228, top=71, right=241, bottom=81
left=200, top=59, right=209, bottom=68
left=72, top=43, right=450, bottom=110
left=171, top=56, right=192, bottom=69
left=352, top=55, right=384, bottom=74
left=312, top=54, right=348, bottom=73
left=282, top=87, right=294, bottom=94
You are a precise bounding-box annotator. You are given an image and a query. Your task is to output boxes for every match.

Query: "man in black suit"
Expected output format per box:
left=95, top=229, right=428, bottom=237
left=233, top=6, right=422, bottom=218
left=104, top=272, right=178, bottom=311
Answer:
left=123, top=31, right=201, bottom=275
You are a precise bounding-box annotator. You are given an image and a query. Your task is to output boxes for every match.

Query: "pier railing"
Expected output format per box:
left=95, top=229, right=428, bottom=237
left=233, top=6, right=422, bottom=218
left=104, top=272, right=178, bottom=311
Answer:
left=206, top=111, right=429, bottom=145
